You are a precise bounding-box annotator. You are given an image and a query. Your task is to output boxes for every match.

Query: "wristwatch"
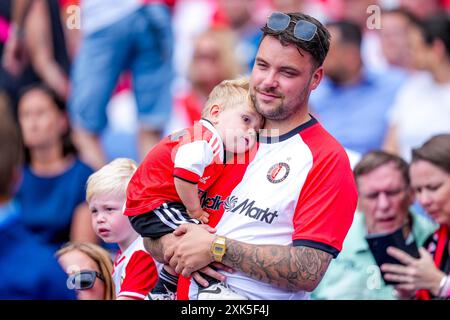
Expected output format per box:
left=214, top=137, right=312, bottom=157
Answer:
left=211, top=236, right=227, bottom=262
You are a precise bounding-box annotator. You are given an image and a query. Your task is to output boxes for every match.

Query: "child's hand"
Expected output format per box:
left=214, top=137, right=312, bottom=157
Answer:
left=187, top=208, right=210, bottom=224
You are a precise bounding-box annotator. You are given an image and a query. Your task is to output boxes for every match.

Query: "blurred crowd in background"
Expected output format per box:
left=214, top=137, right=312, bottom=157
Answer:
left=0, top=0, right=449, bottom=299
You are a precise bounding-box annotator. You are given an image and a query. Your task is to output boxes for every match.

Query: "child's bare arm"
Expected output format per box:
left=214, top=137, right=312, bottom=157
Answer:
left=174, top=177, right=209, bottom=223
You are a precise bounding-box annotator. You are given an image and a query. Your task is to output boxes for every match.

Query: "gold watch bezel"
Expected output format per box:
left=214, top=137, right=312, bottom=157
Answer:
left=211, top=236, right=226, bottom=262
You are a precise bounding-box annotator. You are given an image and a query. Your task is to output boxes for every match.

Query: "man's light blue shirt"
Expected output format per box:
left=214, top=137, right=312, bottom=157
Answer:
left=311, top=69, right=406, bottom=154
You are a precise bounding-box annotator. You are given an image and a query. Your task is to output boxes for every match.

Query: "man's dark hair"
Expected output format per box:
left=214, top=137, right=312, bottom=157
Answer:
left=261, top=12, right=330, bottom=67
left=422, top=14, right=450, bottom=57
left=353, top=150, right=410, bottom=187
left=326, top=20, right=362, bottom=48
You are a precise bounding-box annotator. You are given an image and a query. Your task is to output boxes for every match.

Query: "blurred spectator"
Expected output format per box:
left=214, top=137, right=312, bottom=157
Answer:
left=269, top=0, right=330, bottom=25
left=382, top=134, right=450, bottom=299
left=86, top=158, right=159, bottom=300
left=0, top=98, right=75, bottom=300
left=312, top=151, right=436, bottom=300
left=171, top=0, right=216, bottom=82
left=69, top=0, right=175, bottom=168
left=59, top=0, right=82, bottom=60
left=2, top=0, right=71, bottom=107
left=15, top=84, right=96, bottom=251
left=214, top=0, right=262, bottom=72
left=399, top=0, right=444, bottom=20
left=310, top=20, right=405, bottom=154
left=166, top=27, right=243, bottom=133
left=1, top=0, right=29, bottom=78
left=384, top=14, right=450, bottom=161
left=24, top=0, right=70, bottom=99
left=271, top=0, right=326, bottom=16
left=57, top=242, right=115, bottom=300
left=339, top=0, right=388, bottom=71
left=379, top=8, right=422, bottom=72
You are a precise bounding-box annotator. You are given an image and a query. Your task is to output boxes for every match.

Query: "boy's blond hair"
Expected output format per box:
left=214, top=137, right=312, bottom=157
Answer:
left=86, top=158, right=137, bottom=202
left=201, top=77, right=255, bottom=118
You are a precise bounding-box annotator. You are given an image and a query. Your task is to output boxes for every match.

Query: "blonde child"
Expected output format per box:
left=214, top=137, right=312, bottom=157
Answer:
left=86, top=158, right=159, bottom=300
left=125, top=77, right=264, bottom=299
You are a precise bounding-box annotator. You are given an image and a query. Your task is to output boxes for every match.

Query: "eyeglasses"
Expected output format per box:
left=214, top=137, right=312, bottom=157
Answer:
left=361, top=187, right=408, bottom=201
left=267, top=11, right=318, bottom=41
left=67, top=270, right=105, bottom=290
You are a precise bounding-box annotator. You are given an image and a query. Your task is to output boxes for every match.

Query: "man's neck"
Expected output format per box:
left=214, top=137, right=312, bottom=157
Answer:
left=263, top=111, right=311, bottom=137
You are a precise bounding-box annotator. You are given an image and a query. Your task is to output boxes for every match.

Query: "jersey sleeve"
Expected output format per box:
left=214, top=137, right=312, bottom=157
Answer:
left=118, top=251, right=158, bottom=300
left=292, top=136, right=358, bottom=258
left=173, top=140, right=215, bottom=184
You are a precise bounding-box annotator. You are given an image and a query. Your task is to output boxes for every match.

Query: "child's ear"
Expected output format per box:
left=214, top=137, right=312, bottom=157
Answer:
left=209, top=105, right=221, bottom=124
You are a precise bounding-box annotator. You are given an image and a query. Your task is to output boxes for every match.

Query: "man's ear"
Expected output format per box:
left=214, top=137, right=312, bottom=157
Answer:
left=208, top=105, right=221, bottom=124
left=310, top=66, right=324, bottom=91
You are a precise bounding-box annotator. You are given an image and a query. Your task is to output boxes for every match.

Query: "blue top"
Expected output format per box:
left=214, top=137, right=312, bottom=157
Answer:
left=15, top=158, right=93, bottom=251
left=310, top=69, right=406, bottom=154
left=0, top=200, right=76, bottom=300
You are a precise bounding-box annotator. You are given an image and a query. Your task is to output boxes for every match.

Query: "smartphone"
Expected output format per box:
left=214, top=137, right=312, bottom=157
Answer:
left=365, top=227, right=420, bottom=285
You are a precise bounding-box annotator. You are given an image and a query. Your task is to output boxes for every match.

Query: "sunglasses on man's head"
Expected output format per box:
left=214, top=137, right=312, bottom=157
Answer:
left=67, top=270, right=105, bottom=290
left=267, top=11, right=318, bottom=41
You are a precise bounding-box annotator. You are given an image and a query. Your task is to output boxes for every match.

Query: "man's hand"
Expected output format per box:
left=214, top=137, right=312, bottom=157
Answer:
left=165, top=224, right=217, bottom=277
left=143, top=234, right=177, bottom=263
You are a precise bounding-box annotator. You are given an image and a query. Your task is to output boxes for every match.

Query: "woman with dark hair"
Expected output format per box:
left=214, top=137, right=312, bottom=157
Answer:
left=16, top=84, right=97, bottom=251
left=382, top=134, right=450, bottom=299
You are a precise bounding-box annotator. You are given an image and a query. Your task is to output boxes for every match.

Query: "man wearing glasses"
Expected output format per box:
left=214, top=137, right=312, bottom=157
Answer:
left=145, top=12, right=358, bottom=300
left=312, top=151, right=437, bottom=299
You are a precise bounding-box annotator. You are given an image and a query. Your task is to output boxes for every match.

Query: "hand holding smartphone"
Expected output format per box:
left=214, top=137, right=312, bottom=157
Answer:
left=366, top=226, right=420, bottom=285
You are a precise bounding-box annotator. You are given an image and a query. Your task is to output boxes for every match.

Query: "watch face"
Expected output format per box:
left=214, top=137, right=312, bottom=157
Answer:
left=215, top=247, right=224, bottom=254
left=212, top=237, right=226, bottom=262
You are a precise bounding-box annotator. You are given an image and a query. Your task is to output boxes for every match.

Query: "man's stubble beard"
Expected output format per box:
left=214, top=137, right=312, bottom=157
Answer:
left=250, top=85, right=310, bottom=121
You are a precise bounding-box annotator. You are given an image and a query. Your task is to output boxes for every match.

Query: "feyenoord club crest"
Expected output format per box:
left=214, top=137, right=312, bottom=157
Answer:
left=267, top=163, right=290, bottom=183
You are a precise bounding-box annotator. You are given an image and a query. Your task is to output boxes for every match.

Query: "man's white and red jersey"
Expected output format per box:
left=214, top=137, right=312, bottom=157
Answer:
left=112, top=236, right=159, bottom=299
left=180, top=117, right=358, bottom=300
left=124, top=119, right=224, bottom=216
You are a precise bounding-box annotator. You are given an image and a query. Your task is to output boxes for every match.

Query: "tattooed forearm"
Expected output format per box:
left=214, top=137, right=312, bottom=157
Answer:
left=143, top=234, right=177, bottom=263
left=143, top=237, right=165, bottom=263
left=223, top=239, right=332, bottom=291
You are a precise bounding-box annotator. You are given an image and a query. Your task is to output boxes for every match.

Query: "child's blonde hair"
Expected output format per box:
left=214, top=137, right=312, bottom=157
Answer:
left=201, top=77, right=256, bottom=118
left=86, top=158, right=137, bottom=203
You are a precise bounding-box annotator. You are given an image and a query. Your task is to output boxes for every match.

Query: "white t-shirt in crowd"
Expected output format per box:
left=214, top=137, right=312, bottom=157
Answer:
left=388, top=71, right=450, bottom=161
left=80, top=0, right=142, bottom=34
